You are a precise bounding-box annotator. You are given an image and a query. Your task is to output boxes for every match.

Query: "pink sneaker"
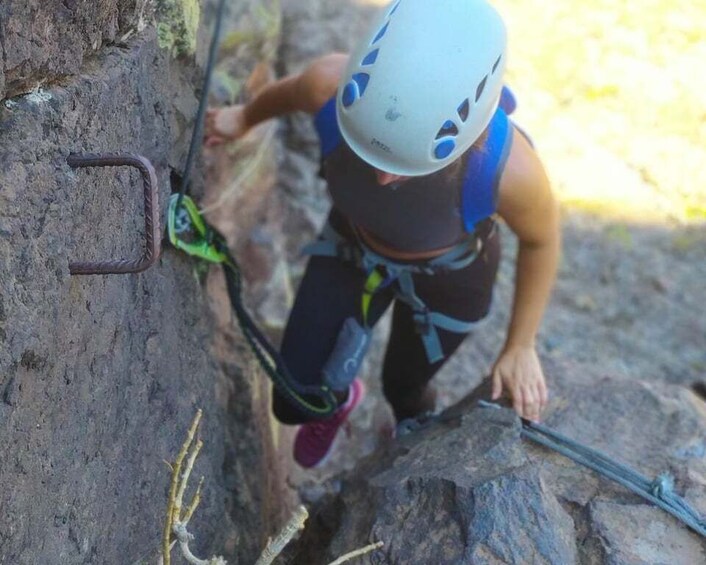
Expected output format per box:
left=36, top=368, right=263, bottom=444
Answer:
left=294, top=379, right=366, bottom=469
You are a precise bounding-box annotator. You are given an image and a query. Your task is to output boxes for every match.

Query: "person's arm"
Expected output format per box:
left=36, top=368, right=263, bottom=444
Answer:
left=493, top=128, right=561, bottom=421
left=204, top=53, right=348, bottom=145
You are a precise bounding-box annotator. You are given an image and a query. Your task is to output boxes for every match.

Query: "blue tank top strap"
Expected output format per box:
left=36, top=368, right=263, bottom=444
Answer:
left=313, top=96, right=342, bottom=160
left=460, top=107, right=514, bottom=233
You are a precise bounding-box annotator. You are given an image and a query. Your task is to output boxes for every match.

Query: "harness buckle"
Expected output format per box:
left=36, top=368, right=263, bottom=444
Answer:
left=413, top=308, right=433, bottom=336
left=336, top=241, right=360, bottom=264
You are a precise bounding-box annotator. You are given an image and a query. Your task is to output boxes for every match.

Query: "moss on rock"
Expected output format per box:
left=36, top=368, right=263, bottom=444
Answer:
left=156, top=0, right=201, bottom=56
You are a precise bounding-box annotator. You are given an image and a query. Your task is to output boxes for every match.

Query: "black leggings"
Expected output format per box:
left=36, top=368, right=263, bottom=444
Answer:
left=272, top=212, right=501, bottom=424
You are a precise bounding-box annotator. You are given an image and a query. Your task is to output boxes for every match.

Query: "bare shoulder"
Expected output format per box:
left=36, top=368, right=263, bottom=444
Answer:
left=296, top=53, right=349, bottom=113
left=497, top=126, right=558, bottom=243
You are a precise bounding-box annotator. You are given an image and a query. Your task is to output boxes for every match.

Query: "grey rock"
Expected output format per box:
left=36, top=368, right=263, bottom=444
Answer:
left=0, top=0, right=130, bottom=101
left=0, top=23, right=275, bottom=565
left=588, top=501, right=705, bottom=565
left=287, top=367, right=706, bottom=564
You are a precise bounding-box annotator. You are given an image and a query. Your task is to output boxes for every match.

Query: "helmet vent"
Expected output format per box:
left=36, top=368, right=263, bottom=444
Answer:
left=475, top=76, right=488, bottom=103
left=433, top=118, right=459, bottom=160
left=492, top=54, right=502, bottom=74
left=372, top=22, right=389, bottom=44
left=436, top=120, right=459, bottom=139
left=353, top=73, right=370, bottom=95
left=341, top=73, right=371, bottom=108
left=389, top=1, right=401, bottom=16
left=434, top=139, right=456, bottom=160
left=457, top=99, right=470, bottom=122
left=361, top=49, right=379, bottom=66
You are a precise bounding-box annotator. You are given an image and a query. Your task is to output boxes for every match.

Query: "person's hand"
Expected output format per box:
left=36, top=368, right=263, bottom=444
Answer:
left=204, top=105, right=248, bottom=147
left=491, top=345, right=548, bottom=422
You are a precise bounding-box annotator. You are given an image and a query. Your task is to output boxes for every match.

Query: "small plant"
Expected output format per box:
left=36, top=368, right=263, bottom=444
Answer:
left=160, top=410, right=384, bottom=564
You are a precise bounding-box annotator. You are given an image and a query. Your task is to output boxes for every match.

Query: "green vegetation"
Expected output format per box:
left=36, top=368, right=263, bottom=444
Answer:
left=156, top=0, right=201, bottom=56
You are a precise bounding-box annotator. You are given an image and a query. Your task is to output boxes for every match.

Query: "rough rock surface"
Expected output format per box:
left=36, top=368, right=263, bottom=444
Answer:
left=0, top=0, right=137, bottom=101
left=0, top=2, right=284, bottom=563
left=289, top=363, right=706, bottom=564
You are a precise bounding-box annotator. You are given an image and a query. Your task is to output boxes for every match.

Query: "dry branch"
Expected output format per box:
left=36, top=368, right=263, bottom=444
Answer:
left=328, top=541, right=385, bottom=565
left=254, top=505, right=309, bottom=565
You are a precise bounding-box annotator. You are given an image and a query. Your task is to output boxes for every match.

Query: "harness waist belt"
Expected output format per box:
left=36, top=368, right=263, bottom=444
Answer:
left=303, top=221, right=490, bottom=363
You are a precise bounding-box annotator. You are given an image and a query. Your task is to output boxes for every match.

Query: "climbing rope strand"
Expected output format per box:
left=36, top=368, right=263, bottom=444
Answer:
left=524, top=427, right=706, bottom=537
left=166, top=0, right=339, bottom=419
left=521, top=426, right=706, bottom=537
left=179, top=0, right=228, bottom=201
left=527, top=421, right=655, bottom=490
left=476, top=401, right=706, bottom=537
left=221, top=259, right=338, bottom=418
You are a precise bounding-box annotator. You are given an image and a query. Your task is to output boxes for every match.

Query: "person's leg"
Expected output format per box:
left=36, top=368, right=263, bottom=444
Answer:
left=272, top=233, right=394, bottom=425
left=382, top=230, right=501, bottom=422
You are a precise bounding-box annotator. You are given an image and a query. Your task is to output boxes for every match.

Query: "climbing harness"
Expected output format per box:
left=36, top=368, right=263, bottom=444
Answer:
left=304, top=221, right=489, bottom=365
left=165, top=0, right=337, bottom=418
left=310, top=88, right=514, bottom=369
left=167, top=194, right=338, bottom=419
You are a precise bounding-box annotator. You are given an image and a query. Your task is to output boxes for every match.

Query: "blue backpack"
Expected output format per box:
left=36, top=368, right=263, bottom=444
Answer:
left=314, top=85, right=518, bottom=234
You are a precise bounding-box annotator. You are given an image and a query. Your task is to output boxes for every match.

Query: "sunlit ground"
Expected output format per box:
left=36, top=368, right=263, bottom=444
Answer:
left=359, top=0, right=706, bottom=224
left=498, top=0, right=706, bottom=224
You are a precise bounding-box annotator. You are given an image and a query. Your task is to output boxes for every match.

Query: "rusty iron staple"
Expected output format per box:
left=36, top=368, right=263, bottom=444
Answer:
left=67, top=152, right=161, bottom=275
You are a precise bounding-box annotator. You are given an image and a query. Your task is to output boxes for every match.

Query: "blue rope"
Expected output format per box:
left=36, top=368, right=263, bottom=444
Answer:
left=477, top=400, right=706, bottom=538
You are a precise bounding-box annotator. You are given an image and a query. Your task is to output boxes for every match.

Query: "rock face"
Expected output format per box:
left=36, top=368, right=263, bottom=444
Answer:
left=0, top=0, right=135, bottom=101
left=0, top=2, right=286, bottom=563
left=289, top=362, right=706, bottom=564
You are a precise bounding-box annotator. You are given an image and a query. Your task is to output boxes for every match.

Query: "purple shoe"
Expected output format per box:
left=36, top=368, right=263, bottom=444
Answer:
left=294, top=379, right=366, bottom=469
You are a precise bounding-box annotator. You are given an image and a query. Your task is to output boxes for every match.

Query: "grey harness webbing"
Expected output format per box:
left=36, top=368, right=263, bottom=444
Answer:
left=303, top=221, right=489, bottom=363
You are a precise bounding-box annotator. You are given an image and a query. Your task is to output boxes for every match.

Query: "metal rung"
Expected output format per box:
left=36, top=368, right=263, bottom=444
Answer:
left=67, top=152, right=161, bottom=275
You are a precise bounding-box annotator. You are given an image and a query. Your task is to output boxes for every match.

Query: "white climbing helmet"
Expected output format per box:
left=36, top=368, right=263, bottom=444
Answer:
left=336, top=0, right=508, bottom=176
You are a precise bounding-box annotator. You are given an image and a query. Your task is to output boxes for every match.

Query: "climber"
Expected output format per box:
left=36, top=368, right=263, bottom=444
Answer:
left=204, top=0, right=560, bottom=469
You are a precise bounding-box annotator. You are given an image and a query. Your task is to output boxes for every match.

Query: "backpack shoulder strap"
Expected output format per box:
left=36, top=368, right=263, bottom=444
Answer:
left=461, top=107, right=514, bottom=233
left=499, top=84, right=517, bottom=115
left=313, top=96, right=342, bottom=160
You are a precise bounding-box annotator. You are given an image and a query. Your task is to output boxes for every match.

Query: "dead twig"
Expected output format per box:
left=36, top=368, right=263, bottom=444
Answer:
left=254, top=505, right=309, bottom=565
left=161, top=409, right=226, bottom=565
left=163, top=409, right=202, bottom=564
left=327, top=541, right=385, bottom=565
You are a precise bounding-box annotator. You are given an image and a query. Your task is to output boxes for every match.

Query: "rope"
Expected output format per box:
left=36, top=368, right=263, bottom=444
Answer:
left=477, top=400, right=706, bottom=538
left=168, top=4, right=338, bottom=419
left=178, top=0, right=228, bottom=202
left=219, top=249, right=338, bottom=418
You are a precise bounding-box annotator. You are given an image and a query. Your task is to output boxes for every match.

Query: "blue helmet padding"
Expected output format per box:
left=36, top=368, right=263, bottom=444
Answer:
left=314, top=97, right=342, bottom=160
left=461, top=107, right=514, bottom=232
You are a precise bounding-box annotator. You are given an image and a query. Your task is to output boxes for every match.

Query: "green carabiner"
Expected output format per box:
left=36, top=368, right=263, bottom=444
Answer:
left=167, top=194, right=230, bottom=265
